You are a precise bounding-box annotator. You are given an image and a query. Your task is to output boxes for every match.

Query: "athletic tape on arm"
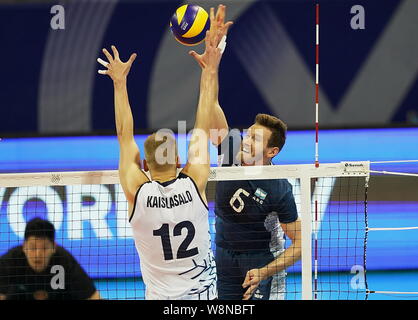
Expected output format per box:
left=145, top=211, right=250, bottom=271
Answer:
left=217, top=35, right=227, bottom=54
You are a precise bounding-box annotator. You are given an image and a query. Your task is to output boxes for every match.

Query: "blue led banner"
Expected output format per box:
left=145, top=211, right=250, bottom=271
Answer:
left=1, top=128, right=418, bottom=277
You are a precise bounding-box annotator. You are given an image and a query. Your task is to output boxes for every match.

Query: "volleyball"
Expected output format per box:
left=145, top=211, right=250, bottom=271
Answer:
left=169, top=4, right=210, bottom=46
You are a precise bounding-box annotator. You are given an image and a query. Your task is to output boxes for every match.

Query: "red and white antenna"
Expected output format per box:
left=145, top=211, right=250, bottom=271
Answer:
left=315, top=3, right=320, bottom=168
left=314, top=3, right=320, bottom=301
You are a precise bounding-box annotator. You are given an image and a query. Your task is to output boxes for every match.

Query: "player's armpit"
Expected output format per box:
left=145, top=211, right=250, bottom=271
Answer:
left=118, top=138, right=149, bottom=206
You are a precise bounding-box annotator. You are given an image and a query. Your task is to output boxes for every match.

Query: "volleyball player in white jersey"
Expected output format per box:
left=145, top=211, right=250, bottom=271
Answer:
left=97, top=7, right=227, bottom=300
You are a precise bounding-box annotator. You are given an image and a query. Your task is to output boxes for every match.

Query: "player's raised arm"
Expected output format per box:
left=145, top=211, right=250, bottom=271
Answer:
left=97, top=46, right=148, bottom=213
left=182, top=7, right=224, bottom=196
left=189, top=4, right=233, bottom=146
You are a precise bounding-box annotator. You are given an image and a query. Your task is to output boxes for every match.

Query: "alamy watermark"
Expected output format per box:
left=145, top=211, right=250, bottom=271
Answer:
left=350, top=265, right=366, bottom=290
left=350, top=5, right=365, bottom=30
left=50, top=264, right=65, bottom=290
left=152, top=122, right=266, bottom=172
left=50, top=5, right=65, bottom=30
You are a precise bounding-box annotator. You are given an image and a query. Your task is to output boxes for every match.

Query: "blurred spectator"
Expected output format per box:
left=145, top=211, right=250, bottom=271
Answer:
left=0, top=218, right=100, bottom=300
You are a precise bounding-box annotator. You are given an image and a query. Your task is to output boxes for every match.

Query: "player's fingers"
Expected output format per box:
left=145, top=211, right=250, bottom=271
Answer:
left=111, top=45, right=120, bottom=60
left=204, top=30, right=211, bottom=47
left=215, top=4, right=222, bottom=23
left=218, top=4, right=225, bottom=24
left=242, top=272, right=251, bottom=288
left=189, top=51, right=205, bottom=69
left=128, top=53, right=137, bottom=65
left=209, top=8, right=216, bottom=45
left=97, top=58, right=109, bottom=68
left=189, top=50, right=200, bottom=62
left=242, top=285, right=256, bottom=300
left=210, top=6, right=215, bottom=23
left=98, top=70, right=108, bottom=75
left=224, top=21, right=234, bottom=33
left=102, top=48, right=113, bottom=62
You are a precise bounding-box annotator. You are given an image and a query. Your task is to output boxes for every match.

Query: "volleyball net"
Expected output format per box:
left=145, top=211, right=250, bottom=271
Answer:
left=0, top=162, right=417, bottom=300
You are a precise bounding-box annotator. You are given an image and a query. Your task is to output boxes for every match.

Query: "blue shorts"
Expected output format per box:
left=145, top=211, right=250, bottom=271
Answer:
left=215, top=247, right=286, bottom=300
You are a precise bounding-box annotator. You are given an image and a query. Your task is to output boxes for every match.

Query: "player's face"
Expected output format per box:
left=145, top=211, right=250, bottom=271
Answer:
left=239, top=124, right=272, bottom=166
left=23, top=236, right=55, bottom=273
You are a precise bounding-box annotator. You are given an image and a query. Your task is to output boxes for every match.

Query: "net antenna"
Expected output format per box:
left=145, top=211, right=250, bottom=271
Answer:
left=313, top=2, right=320, bottom=300
left=315, top=3, right=320, bottom=168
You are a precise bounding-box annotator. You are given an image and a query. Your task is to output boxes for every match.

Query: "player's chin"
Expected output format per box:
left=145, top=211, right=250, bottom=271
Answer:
left=238, top=151, right=256, bottom=166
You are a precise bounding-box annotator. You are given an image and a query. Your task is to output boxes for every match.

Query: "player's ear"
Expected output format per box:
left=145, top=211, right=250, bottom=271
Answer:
left=267, top=147, right=279, bottom=159
left=143, top=159, right=149, bottom=172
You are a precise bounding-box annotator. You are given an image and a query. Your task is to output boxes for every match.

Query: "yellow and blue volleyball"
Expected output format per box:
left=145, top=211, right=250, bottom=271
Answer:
left=170, top=4, right=210, bottom=46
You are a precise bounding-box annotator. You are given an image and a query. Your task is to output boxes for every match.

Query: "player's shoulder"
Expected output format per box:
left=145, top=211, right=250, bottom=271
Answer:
left=177, top=171, right=200, bottom=191
left=0, top=245, right=24, bottom=261
left=52, top=245, right=79, bottom=265
left=275, top=178, right=293, bottom=189
left=260, top=177, right=292, bottom=190
left=260, top=178, right=293, bottom=201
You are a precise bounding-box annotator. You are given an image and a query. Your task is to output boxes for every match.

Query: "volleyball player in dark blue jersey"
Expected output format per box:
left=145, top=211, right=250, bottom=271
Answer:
left=189, top=5, right=301, bottom=300
left=214, top=121, right=300, bottom=300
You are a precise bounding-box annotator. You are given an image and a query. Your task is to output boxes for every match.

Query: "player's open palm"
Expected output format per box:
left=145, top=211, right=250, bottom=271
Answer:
left=97, top=45, right=137, bottom=83
left=189, top=5, right=233, bottom=69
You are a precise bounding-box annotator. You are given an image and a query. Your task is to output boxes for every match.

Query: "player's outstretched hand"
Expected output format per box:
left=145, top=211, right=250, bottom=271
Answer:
left=189, top=4, right=233, bottom=69
left=202, top=16, right=224, bottom=73
left=242, top=268, right=266, bottom=300
left=97, top=45, right=137, bottom=83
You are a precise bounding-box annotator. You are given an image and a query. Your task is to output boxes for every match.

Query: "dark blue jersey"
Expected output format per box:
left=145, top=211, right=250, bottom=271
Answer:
left=215, top=129, right=298, bottom=252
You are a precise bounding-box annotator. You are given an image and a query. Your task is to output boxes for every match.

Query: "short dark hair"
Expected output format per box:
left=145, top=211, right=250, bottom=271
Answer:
left=254, top=113, right=287, bottom=151
left=24, top=218, right=55, bottom=243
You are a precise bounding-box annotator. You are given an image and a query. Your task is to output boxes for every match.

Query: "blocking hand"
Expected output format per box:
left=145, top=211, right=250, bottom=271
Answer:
left=97, top=45, right=137, bottom=83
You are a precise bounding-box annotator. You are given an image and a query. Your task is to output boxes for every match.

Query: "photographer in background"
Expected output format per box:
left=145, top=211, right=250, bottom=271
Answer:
left=0, top=217, right=100, bottom=300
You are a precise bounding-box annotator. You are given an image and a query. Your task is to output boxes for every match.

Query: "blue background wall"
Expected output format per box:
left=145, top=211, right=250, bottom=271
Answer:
left=1, top=0, right=418, bottom=136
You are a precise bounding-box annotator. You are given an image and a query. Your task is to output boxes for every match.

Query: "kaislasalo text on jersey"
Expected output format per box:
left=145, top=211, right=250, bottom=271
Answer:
left=146, top=191, right=193, bottom=209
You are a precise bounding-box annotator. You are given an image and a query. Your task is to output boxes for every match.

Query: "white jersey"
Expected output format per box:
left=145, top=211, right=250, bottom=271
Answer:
left=129, top=172, right=217, bottom=300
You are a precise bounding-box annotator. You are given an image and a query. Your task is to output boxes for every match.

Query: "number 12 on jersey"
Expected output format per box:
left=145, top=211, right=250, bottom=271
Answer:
left=153, top=221, right=199, bottom=261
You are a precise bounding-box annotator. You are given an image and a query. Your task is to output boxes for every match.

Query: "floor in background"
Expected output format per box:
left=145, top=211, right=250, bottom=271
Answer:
left=94, top=270, right=418, bottom=300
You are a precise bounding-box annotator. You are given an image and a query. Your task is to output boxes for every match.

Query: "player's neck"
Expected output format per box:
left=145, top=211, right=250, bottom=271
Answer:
left=150, top=169, right=177, bottom=183
left=264, top=158, right=273, bottom=165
